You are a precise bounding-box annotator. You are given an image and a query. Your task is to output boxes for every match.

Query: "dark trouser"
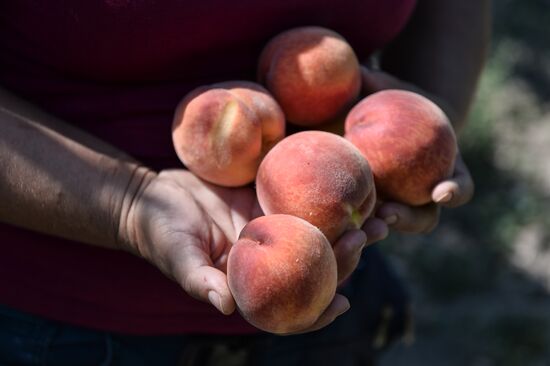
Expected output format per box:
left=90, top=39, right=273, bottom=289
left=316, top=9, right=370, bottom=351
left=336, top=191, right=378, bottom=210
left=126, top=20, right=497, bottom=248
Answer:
left=0, top=245, right=410, bottom=366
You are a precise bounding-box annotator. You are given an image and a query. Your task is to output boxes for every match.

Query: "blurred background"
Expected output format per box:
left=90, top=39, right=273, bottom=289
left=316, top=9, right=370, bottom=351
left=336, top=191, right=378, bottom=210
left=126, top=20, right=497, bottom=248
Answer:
left=380, top=0, right=550, bottom=365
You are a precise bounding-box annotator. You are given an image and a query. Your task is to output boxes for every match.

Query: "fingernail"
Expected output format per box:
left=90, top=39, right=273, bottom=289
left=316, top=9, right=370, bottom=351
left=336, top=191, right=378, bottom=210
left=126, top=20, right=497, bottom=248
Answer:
left=384, top=214, right=398, bottom=225
left=337, top=302, right=351, bottom=317
left=208, top=291, right=224, bottom=314
left=435, top=192, right=453, bottom=203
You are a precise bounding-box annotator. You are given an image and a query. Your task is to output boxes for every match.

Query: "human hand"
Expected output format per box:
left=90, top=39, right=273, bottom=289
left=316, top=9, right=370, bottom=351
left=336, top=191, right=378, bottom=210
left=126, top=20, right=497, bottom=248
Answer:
left=121, top=169, right=260, bottom=315
left=360, top=67, right=475, bottom=233
left=120, top=169, right=368, bottom=332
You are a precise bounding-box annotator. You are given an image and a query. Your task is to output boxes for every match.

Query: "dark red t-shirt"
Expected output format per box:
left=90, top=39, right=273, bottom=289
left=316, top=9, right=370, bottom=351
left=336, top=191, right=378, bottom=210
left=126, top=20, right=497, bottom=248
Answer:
left=0, top=0, right=416, bottom=335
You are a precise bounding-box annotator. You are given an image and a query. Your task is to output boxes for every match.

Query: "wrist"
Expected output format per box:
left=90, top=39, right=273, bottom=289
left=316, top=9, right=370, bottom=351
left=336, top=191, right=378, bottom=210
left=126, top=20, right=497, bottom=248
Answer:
left=114, top=164, right=157, bottom=255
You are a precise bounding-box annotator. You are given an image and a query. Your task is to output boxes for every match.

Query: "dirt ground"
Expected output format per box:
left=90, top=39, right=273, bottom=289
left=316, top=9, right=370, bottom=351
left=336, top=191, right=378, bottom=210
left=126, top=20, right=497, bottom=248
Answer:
left=379, top=1, right=550, bottom=365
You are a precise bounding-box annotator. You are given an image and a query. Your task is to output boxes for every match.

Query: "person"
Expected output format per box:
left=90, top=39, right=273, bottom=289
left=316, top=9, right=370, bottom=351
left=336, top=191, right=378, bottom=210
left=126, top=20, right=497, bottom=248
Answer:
left=0, top=0, right=489, bottom=365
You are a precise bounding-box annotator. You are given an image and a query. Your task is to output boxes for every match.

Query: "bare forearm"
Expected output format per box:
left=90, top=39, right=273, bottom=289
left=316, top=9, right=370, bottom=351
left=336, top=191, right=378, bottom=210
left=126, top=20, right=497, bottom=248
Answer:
left=0, top=87, right=154, bottom=249
left=382, top=0, right=492, bottom=131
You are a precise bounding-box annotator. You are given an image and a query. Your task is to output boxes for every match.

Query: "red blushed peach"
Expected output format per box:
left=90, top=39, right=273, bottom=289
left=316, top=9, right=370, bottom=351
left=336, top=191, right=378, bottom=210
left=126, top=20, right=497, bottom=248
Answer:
left=345, top=89, right=457, bottom=206
left=256, top=131, right=376, bottom=243
left=227, top=214, right=337, bottom=334
left=258, top=26, right=361, bottom=127
left=172, top=81, right=285, bottom=187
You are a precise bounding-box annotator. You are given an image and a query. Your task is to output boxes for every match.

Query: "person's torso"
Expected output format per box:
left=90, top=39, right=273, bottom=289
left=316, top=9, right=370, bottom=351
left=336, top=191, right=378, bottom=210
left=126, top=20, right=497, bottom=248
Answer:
left=0, top=0, right=416, bottom=335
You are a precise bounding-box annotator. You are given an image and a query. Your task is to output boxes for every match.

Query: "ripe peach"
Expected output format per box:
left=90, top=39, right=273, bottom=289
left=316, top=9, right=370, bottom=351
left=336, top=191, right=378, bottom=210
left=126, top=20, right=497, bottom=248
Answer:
left=258, top=26, right=361, bottom=127
left=345, top=89, right=457, bottom=206
left=172, top=81, right=285, bottom=187
left=227, top=214, right=337, bottom=334
left=256, top=131, right=376, bottom=243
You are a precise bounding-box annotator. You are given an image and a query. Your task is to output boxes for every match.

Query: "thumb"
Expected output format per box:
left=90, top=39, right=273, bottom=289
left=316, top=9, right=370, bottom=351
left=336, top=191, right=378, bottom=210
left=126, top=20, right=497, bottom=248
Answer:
left=431, top=153, right=475, bottom=208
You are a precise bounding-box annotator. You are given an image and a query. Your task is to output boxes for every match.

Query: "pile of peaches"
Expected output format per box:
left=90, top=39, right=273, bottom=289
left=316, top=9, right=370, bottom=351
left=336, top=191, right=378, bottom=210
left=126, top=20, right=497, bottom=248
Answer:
left=171, top=27, right=457, bottom=334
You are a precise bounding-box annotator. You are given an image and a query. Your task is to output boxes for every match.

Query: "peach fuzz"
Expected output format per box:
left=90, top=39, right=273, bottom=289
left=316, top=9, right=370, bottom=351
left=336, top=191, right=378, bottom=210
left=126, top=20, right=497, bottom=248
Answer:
left=258, top=26, right=361, bottom=127
left=227, top=214, right=337, bottom=334
left=345, top=89, right=457, bottom=206
left=171, top=81, right=285, bottom=187
left=256, top=131, right=376, bottom=243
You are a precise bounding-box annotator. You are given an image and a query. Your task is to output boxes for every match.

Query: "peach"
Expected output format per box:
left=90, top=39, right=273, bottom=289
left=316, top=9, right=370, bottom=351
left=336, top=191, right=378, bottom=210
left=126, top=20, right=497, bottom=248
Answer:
left=345, top=89, right=457, bottom=206
left=227, top=214, right=337, bottom=334
left=258, top=26, right=361, bottom=127
left=256, top=131, right=376, bottom=243
left=172, top=81, right=285, bottom=187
